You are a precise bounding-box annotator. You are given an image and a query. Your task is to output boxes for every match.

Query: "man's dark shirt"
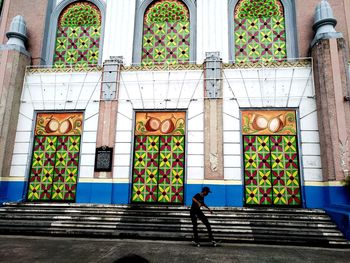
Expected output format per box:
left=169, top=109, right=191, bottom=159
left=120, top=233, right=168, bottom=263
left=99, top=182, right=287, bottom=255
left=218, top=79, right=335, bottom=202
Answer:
left=191, top=193, right=204, bottom=212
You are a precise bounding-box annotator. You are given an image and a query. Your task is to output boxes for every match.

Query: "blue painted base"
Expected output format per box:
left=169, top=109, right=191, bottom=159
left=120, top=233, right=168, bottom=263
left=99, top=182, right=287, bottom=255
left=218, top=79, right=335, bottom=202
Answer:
left=1, top=181, right=349, bottom=209
left=325, top=205, right=350, bottom=240
left=75, top=183, right=244, bottom=206
left=304, top=186, right=350, bottom=208
left=185, top=184, right=244, bottom=207
left=0, top=181, right=26, bottom=203
left=76, top=183, right=130, bottom=204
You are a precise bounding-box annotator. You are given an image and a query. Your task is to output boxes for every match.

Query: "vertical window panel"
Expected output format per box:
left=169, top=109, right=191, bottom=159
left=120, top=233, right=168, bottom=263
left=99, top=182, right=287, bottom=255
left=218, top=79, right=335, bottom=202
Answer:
left=234, top=0, right=287, bottom=63
left=27, top=113, right=83, bottom=202
left=53, top=2, right=101, bottom=68
left=142, top=0, right=190, bottom=66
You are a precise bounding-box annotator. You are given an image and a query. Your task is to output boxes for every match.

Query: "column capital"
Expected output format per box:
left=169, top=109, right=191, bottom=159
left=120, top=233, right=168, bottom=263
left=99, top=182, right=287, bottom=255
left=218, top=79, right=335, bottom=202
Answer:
left=204, top=52, right=222, bottom=99
left=0, top=15, right=30, bottom=57
left=311, top=0, right=343, bottom=47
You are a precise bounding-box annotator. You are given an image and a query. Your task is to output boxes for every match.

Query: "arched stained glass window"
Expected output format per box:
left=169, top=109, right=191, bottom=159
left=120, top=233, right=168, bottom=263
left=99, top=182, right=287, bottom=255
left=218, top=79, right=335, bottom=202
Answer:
left=53, top=2, right=101, bottom=68
left=234, top=0, right=287, bottom=63
left=141, top=0, right=190, bottom=66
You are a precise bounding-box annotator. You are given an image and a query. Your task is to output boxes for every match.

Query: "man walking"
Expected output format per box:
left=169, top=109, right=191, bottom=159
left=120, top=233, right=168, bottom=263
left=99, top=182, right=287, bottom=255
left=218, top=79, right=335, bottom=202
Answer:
left=190, top=186, right=216, bottom=246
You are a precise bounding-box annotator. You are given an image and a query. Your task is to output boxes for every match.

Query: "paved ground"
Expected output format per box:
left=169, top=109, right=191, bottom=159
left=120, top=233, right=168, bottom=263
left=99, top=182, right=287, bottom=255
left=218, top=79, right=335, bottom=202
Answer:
left=0, top=235, right=350, bottom=263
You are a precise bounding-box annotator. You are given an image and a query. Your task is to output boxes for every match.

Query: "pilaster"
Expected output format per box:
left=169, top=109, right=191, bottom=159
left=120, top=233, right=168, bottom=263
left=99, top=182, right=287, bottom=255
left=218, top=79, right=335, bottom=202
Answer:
left=311, top=1, right=350, bottom=181
left=94, top=56, right=123, bottom=179
left=204, top=52, right=224, bottom=180
left=0, top=16, right=31, bottom=179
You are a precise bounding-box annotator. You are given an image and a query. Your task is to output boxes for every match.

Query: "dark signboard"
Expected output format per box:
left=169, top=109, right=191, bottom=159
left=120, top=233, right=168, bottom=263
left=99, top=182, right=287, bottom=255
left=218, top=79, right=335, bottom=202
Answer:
left=94, top=146, right=113, bottom=172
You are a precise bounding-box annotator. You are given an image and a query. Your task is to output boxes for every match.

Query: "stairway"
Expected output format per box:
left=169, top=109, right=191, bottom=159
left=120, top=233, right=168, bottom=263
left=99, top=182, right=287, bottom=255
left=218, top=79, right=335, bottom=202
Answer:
left=0, top=203, right=348, bottom=247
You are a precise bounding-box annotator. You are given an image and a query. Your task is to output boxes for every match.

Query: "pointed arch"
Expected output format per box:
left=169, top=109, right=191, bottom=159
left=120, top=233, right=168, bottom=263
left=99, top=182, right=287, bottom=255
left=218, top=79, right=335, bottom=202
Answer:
left=45, top=0, right=106, bottom=67
left=228, top=0, right=298, bottom=63
left=133, top=0, right=197, bottom=65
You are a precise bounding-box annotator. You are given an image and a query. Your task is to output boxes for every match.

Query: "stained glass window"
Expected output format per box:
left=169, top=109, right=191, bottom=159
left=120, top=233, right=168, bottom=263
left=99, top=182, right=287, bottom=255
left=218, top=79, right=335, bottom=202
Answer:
left=234, top=0, right=287, bottom=63
left=27, top=113, right=83, bottom=202
left=141, top=0, right=190, bottom=66
left=131, top=112, right=186, bottom=204
left=241, top=111, right=301, bottom=206
left=53, top=2, right=101, bottom=68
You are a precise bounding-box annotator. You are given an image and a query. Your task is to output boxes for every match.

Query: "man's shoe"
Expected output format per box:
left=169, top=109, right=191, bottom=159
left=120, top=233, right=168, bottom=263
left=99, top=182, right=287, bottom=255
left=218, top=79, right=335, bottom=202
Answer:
left=191, top=241, right=200, bottom=247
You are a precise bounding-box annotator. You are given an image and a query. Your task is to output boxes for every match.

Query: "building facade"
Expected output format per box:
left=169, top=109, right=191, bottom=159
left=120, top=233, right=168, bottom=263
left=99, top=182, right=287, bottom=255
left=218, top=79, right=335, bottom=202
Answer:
left=0, top=0, right=349, bottom=212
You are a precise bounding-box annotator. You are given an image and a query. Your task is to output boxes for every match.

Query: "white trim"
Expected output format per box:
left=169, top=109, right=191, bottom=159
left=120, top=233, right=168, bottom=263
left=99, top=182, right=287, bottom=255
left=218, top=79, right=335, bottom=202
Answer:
left=187, top=179, right=242, bottom=185
left=304, top=181, right=343, bottom=187
left=0, top=177, right=26, bottom=182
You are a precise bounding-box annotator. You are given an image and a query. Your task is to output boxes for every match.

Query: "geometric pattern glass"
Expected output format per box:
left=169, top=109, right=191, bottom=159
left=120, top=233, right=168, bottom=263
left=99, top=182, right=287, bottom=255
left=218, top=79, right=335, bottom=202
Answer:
left=243, top=135, right=301, bottom=206
left=27, top=136, right=81, bottom=201
left=53, top=2, right=101, bottom=68
left=234, top=0, right=287, bottom=63
left=132, top=135, right=185, bottom=204
left=27, top=113, right=83, bottom=202
left=141, top=0, right=190, bottom=66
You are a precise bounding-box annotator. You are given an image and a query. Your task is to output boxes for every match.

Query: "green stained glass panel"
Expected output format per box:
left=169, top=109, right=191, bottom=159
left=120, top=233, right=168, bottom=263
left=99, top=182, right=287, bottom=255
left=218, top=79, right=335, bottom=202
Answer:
left=270, top=135, right=301, bottom=206
left=142, top=0, right=190, bottom=66
left=243, top=136, right=272, bottom=205
left=52, top=136, right=80, bottom=201
left=243, top=135, right=301, bottom=206
left=53, top=2, right=101, bottom=68
left=27, top=136, right=58, bottom=201
left=142, top=21, right=190, bottom=66
left=132, top=136, right=160, bottom=203
left=131, top=135, right=185, bottom=204
left=234, top=0, right=287, bottom=63
left=158, top=136, right=184, bottom=203
left=27, top=136, right=81, bottom=202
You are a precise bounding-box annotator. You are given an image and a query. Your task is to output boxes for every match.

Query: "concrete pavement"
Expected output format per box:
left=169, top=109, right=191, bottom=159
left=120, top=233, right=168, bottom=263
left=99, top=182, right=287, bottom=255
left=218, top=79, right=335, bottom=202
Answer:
left=0, top=235, right=349, bottom=263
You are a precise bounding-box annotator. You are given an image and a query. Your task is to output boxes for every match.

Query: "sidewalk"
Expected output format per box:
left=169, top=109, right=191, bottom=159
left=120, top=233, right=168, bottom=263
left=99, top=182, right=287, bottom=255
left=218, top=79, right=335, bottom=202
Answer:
left=0, top=235, right=349, bottom=263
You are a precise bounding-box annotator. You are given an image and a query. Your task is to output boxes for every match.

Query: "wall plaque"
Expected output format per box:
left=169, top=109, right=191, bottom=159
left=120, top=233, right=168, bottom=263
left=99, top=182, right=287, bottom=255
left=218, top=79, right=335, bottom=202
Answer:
left=95, top=146, right=113, bottom=172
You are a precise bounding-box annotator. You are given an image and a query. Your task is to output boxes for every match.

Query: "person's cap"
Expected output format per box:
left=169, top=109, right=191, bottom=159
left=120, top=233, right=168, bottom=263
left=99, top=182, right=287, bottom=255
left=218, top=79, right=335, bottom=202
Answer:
left=202, top=186, right=212, bottom=193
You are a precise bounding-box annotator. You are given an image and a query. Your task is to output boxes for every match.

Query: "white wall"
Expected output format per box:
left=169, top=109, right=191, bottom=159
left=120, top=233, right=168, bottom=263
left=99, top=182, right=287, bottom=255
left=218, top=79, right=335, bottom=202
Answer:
left=102, top=0, right=136, bottom=65
left=10, top=70, right=101, bottom=180
left=197, top=0, right=229, bottom=63
left=13, top=64, right=322, bottom=187
left=114, top=69, right=205, bottom=181
left=223, top=66, right=323, bottom=184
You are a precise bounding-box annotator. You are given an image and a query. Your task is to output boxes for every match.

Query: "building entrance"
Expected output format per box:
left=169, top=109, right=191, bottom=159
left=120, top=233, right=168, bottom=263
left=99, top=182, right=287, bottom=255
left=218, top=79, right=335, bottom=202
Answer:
left=131, top=112, right=186, bottom=204
left=27, top=113, right=83, bottom=202
left=242, top=110, right=301, bottom=206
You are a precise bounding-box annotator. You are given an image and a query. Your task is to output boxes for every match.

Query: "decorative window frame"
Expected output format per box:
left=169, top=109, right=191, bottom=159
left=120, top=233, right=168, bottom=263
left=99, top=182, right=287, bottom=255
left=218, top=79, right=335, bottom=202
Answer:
left=45, top=0, right=106, bottom=66
left=132, top=0, right=197, bottom=65
left=228, top=0, right=298, bottom=63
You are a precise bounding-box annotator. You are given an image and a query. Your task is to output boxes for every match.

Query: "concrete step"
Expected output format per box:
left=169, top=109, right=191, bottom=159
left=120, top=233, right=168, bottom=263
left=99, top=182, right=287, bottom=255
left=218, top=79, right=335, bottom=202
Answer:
left=0, top=227, right=347, bottom=246
left=1, top=202, right=328, bottom=214
left=0, top=224, right=346, bottom=241
left=0, top=214, right=338, bottom=228
left=0, top=219, right=343, bottom=235
left=0, top=203, right=348, bottom=247
left=0, top=208, right=332, bottom=221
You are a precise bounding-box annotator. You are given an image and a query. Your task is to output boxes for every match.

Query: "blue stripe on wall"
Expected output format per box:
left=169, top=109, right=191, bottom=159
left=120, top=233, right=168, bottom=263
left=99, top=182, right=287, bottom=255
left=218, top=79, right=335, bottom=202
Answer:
left=185, top=184, right=244, bottom=207
left=0, top=181, right=26, bottom=203
left=304, top=186, right=350, bottom=208
left=75, top=183, right=244, bottom=206
left=1, top=181, right=349, bottom=208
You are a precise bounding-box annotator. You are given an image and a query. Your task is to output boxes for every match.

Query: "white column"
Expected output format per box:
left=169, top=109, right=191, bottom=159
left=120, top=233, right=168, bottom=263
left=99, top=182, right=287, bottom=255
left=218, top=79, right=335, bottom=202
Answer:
left=197, top=0, right=229, bottom=63
left=103, top=0, right=136, bottom=65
